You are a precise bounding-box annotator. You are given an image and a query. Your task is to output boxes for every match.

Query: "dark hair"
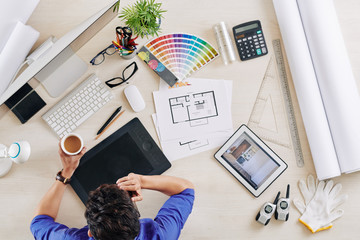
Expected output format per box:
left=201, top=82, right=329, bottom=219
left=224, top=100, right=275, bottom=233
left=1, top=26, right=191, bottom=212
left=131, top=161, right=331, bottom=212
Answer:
left=85, top=184, right=140, bottom=240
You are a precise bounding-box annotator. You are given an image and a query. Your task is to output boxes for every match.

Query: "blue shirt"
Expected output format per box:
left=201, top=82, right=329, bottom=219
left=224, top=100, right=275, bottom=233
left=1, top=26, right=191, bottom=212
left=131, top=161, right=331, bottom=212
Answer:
left=30, top=189, right=194, bottom=240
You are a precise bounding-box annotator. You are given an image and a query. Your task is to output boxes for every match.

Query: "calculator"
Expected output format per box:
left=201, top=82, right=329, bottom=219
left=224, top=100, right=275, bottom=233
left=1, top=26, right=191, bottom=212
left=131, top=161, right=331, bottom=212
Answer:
left=233, top=20, right=268, bottom=61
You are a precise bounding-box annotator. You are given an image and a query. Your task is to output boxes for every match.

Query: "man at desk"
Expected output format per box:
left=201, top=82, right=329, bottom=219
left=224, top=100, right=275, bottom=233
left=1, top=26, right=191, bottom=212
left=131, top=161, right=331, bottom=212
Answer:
left=30, top=145, right=195, bottom=240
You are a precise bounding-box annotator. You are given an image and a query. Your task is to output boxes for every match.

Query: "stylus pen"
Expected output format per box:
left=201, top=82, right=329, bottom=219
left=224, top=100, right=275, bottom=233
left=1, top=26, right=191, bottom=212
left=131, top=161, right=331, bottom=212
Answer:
left=97, top=106, right=122, bottom=135
left=95, top=110, right=125, bottom=140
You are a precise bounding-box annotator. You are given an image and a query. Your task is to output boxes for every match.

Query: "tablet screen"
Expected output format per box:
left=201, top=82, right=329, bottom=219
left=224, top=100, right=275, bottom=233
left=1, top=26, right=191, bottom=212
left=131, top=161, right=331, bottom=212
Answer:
left=220, top=132, right=280, bottom=190
left=215, top=125, right=287, bottom=198
left=75, top=132, right=154, bottom=194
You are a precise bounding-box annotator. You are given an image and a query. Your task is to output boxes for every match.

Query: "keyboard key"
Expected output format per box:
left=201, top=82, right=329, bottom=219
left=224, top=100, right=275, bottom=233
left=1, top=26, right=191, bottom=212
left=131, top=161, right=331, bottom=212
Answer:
left=76, top=110, right=95, bottom=126
left=42, top=74, right=112, bottom=138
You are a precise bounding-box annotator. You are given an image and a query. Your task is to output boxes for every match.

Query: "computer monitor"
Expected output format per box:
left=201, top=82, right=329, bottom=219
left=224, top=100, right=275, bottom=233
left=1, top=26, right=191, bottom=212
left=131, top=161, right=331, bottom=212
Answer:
left=0, top=0, right=118, bottom=119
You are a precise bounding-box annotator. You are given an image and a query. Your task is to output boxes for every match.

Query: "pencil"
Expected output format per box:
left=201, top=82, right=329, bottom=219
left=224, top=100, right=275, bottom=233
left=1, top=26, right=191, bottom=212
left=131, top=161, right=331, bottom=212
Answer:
left=95, top=110, right=125, bottom=140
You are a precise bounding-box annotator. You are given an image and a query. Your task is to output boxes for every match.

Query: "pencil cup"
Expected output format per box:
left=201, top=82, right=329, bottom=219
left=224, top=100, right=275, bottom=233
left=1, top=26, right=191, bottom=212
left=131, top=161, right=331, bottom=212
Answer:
left=121, top=51, right=136, bottom=59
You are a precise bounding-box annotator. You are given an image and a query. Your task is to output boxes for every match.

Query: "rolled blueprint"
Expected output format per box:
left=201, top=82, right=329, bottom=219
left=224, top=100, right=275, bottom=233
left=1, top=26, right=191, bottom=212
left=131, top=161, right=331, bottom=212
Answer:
left=296, top=0, right=360, bottom=174
left=213, top=22, right=236, bottom=65
left=273, top=0, right=340, bottom=180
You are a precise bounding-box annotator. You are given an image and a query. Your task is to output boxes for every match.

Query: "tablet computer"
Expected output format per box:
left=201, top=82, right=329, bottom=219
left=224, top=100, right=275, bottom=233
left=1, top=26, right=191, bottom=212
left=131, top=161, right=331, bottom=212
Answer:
left=214, top=124, right=287, bottom=197
left=71, top=117, right=171, bottom=204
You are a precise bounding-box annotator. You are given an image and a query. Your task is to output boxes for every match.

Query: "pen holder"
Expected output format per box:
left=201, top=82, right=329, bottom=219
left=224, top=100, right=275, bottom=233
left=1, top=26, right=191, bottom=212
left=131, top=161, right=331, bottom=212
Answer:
left=120, top=51, right=136, bottom=60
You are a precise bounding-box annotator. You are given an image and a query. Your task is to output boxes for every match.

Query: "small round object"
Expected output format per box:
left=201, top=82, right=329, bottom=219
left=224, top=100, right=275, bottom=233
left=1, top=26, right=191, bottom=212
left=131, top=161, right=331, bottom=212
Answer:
left=280, top=201, right=288, bottom=209
left=142, top=141, right=153, bottom=151
left=264, top=205, right=273, bottom=214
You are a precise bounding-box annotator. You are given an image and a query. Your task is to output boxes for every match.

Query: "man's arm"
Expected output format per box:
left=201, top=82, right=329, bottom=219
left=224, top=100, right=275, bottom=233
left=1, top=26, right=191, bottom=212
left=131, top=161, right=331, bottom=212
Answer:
left=34, top=145, right=86, bottom=219
left=116, top=173, right=194, bottom=201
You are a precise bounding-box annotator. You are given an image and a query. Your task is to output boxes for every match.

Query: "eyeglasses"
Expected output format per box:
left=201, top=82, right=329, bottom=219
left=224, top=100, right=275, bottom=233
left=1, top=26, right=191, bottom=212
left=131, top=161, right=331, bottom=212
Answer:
left=105, top=62, right=138, bottom=88
left=90, top=44, right=117, bottom=65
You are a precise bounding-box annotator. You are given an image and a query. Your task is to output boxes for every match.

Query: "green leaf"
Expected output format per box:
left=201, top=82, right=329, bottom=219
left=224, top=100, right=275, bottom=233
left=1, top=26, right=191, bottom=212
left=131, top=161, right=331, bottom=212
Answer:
left=119, top=0, right=165, bottom=38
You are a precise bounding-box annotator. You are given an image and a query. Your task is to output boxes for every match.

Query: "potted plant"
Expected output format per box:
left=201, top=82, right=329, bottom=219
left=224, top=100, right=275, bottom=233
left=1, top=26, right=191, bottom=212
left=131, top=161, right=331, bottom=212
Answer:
left=114, top=0, right=166, bottom=38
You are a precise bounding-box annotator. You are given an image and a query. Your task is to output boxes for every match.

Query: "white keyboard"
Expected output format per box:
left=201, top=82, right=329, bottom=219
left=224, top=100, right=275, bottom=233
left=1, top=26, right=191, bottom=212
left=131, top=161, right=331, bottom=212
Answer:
left=42, top=74, right=113, bottom=138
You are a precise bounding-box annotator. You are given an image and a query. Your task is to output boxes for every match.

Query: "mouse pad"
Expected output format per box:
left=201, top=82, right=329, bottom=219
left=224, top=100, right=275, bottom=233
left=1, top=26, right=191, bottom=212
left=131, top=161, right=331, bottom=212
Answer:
left=71, top=117, right=171, bottom=204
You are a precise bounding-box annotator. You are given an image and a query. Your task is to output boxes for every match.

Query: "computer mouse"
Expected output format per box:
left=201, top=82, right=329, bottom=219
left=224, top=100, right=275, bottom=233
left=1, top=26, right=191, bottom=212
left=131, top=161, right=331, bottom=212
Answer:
left=124, top=85, right=146, bottom=112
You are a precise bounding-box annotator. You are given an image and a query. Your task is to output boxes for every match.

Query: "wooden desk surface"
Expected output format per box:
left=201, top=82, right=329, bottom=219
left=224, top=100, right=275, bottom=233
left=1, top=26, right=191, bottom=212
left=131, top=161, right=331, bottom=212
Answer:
left=1, top=0, right=360, bottom=239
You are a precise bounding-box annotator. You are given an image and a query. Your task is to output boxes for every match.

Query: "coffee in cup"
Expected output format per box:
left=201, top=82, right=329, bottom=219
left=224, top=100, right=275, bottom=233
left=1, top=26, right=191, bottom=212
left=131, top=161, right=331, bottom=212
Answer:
left=61, top=133, right=84, bottom=155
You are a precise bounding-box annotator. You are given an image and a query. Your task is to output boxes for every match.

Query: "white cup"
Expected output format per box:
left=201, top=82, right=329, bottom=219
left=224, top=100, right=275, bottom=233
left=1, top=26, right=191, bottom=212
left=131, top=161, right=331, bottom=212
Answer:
left=60, top=133, right=84, bottom=155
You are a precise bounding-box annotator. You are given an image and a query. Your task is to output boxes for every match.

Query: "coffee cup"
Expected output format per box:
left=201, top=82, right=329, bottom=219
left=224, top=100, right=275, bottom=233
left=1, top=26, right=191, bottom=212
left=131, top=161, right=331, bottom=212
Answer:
left=60, top=133, right=84, bottom=155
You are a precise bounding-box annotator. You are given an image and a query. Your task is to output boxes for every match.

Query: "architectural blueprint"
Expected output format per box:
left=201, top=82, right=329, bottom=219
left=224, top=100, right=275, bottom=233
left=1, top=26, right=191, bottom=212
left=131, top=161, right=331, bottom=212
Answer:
left=152, top=113, right=233, bottom=161
left=153, top=77, right=233, bottom=143
left=169, top=91, right=218, bottom=126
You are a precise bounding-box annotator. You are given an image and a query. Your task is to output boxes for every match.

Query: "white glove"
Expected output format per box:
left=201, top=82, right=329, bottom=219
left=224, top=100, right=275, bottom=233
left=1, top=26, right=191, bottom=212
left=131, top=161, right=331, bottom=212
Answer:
left=293, top=174, right=318, bottom=214
left=298, top=179, right=348, bottom=233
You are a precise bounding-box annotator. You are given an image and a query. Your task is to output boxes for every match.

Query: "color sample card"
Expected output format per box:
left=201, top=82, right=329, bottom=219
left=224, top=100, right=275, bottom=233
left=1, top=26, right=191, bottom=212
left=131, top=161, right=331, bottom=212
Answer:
left=137, top=33, right=219, bottom=86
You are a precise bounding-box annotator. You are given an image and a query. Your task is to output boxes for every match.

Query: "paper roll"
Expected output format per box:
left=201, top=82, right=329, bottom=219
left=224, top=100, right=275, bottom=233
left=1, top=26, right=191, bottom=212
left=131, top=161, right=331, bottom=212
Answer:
left=0, top=21, right=39, bottom=97
left=273, top=0, right=340, bottom=180
left=296, top=0, right=360, bottom=174
left=213, top=22, right=236, bottom=65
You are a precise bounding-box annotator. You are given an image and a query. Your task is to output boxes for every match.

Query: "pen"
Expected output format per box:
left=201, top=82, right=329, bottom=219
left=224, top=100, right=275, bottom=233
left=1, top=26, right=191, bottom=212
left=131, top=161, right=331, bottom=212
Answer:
left=95, top=110, right=125, bottom=140
left=97, top=106, right=122, bottom=135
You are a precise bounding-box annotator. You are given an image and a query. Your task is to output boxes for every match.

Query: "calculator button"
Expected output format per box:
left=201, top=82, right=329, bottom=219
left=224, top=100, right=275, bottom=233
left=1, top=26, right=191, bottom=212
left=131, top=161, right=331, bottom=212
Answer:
left=245, top=46, right=249, bottom=49
left=260, top=44, right=265, bottom=47
left=262, top=47, right=267, bottom=54
left=256, top=45, right=260, bottom=48
left=254, top=39, right=258, bottom=42
left=247, top=54, right=251, bottom=57
left=255, top=42, right=259, bottom=45
left=260, top=41, right=264, bottom=44
left=253, top=35, right=257, bottom=38
left=243, top=38, right=247, bottom=41
left=237, top=40, right=242, bottom=43
left=258, top=34, right=263, bottom=37
left=256, top=49, right=262, bottom=55
left=250, top=45, right=254, bottom=48
left=248, top=37, right=252, bottom=40
left=259, top=37, right=264, bottom=40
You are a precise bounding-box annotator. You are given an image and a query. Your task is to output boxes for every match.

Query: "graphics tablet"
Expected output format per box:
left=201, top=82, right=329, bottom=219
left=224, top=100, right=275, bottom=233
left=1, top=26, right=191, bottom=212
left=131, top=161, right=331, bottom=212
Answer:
left=71, top=117, right=171, bottom=204
left=214, top=124, right=287, bottom=197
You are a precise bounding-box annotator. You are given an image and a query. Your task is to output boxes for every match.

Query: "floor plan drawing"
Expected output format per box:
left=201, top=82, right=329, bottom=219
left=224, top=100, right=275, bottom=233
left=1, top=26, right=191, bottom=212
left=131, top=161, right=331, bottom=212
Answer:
left=179, top=139, right=210, bottom=150
left=169, top=91, right=218, bottom=126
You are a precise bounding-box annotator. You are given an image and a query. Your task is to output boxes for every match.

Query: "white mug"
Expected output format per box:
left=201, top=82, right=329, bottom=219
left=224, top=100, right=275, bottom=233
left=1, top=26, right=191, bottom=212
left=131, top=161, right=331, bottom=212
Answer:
left=60, top=133, right=84, bottom=156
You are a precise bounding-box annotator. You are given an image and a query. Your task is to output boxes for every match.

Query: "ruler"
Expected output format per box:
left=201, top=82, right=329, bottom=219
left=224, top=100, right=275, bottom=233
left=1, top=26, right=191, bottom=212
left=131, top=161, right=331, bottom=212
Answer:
left=272, top=39, right=304, bottom=167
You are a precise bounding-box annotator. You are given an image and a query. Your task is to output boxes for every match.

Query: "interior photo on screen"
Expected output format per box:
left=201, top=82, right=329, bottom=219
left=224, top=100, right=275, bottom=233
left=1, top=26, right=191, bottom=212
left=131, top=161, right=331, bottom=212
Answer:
left=221, top=132, right=280, bottom=189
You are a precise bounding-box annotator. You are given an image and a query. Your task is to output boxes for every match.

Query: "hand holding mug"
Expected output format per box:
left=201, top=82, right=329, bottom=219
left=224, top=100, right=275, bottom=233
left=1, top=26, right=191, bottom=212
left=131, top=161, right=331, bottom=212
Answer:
left=59, top=133, right=86, bottom=178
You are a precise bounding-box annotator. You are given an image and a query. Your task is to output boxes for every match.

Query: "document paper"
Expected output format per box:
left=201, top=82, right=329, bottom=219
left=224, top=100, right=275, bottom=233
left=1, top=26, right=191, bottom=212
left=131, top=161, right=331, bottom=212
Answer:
left=153, top=78, right=233, bottom=161
left=153, top=78, right=233, bottom=142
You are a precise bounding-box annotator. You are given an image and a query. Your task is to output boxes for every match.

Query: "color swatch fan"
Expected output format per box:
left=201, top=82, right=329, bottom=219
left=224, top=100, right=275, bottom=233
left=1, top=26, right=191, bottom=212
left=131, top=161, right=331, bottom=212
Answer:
left=138, top=33, right=219, bottom=86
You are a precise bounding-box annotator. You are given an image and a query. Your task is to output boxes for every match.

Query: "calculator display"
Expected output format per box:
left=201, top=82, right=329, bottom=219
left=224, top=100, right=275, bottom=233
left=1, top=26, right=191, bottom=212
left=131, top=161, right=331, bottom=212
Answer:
left=235, top=23, right=259, bottom=33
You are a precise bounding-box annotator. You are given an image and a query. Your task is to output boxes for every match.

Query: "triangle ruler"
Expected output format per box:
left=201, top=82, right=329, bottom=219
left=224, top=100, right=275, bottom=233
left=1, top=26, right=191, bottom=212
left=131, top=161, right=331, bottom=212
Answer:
left=248, top=56, right=291, bottom=148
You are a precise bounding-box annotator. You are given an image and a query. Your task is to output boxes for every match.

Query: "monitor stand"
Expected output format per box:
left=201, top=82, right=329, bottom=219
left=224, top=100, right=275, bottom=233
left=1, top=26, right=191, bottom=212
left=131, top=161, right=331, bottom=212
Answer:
left=35, top=45, right=88, bottom=98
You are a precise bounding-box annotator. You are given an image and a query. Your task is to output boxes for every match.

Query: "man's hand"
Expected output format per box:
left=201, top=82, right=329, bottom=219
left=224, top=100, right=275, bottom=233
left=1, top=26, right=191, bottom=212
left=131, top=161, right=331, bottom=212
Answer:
left=116, top=173, right=143, bottom=202
left=58, top=143, right=86, bottom=178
